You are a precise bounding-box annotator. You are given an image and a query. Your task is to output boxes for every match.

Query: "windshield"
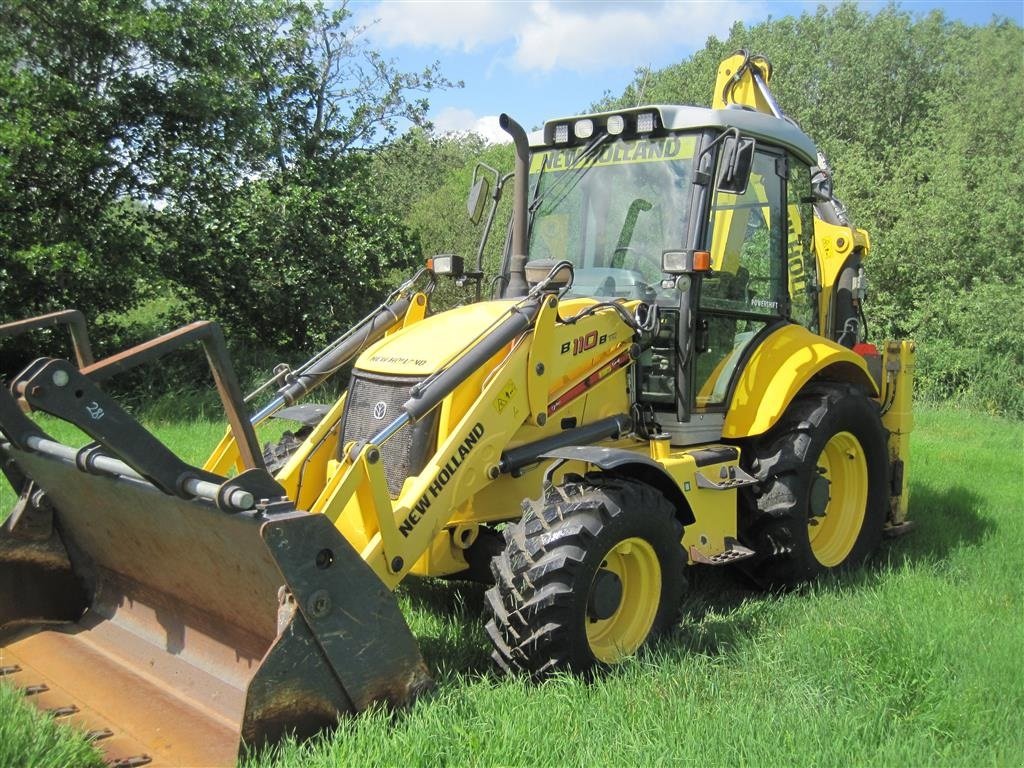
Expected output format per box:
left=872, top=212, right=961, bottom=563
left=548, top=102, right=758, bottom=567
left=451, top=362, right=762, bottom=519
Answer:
left=527, top=134, right=698, bottom=300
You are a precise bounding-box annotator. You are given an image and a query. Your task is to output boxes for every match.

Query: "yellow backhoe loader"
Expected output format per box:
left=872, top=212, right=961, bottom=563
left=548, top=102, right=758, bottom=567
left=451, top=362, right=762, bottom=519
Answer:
left=0, top=52, right=914, bottom=766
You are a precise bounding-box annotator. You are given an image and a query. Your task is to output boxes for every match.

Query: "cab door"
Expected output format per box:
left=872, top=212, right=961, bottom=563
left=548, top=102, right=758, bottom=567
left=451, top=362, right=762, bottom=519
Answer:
left=692, top=146, right=788, bottom=412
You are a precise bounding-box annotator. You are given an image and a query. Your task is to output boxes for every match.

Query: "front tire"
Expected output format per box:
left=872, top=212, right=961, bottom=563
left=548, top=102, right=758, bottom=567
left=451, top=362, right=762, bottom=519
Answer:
left=739, top=383, right=888, bottom=588
left=485, top=475, right=685, bottom=678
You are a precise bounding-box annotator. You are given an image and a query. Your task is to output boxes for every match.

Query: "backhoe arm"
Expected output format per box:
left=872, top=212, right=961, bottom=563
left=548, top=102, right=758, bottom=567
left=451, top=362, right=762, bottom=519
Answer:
left=713, top=51, right=778, bottom=114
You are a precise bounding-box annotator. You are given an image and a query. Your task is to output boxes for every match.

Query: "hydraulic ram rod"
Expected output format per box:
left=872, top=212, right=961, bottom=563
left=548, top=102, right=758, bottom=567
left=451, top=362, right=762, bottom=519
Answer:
left=750, top=68, right=784, bottom=119
left=251, top=294, right=413, bottom=426
left=11, top=436, right=255, bottom=510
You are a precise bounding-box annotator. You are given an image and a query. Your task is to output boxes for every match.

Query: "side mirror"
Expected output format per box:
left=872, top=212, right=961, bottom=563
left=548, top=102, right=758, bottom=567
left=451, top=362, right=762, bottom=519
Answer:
left=716, top=136, right=756, bottom=195
left=467, top=176, right=490, bottom=224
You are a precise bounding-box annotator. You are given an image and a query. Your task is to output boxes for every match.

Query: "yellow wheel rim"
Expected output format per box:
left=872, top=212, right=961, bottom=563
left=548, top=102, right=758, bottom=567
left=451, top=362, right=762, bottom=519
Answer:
left=586, top=537, right=661, bottom=663
left=808, top=431, right=868, bottom=567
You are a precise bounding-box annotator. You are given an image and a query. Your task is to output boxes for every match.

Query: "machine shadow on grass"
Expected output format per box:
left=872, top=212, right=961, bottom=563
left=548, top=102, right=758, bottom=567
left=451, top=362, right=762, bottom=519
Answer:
left=398, top=481, right=994, bottom=680
left=398, top=578, right=493, bottom=680
left=879, top=483, right=994, bottom=565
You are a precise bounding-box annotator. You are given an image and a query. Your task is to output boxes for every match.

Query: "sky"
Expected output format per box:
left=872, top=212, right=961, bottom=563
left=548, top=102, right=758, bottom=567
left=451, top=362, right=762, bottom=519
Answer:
left=347, top=0, right=1023, bottom=143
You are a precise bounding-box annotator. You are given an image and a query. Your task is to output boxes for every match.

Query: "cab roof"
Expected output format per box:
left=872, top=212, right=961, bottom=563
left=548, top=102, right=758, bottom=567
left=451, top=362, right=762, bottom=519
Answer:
left=529, top=104, right=819, bottom=165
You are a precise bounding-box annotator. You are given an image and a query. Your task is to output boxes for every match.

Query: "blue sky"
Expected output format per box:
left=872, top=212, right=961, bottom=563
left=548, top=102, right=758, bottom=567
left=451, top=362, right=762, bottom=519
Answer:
left=347, top=0, right=1023, bottom=142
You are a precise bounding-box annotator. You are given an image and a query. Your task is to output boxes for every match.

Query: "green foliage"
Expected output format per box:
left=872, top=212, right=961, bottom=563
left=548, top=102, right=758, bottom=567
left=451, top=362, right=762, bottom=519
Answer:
left=164, top=156, right=420, bottom=352
left=405, top=141, right=515, bottom=309
left=0, top=0, right=454, bottom=372
left=594, top=3, right=1024, bottom=416
left=371, top=128, right=488, bottom=221
left=0, top=1, right=161, bottom=325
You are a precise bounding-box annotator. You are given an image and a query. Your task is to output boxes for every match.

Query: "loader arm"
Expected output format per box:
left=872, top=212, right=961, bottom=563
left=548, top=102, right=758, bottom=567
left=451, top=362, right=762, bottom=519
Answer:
left=315, top=292, right=641, bottom=588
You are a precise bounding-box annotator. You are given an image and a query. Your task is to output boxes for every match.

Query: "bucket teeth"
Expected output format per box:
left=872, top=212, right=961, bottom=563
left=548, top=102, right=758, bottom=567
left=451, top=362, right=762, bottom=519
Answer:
left=86, top=729, right=115, bottom=742
left=23, top=683, right=49, bottom=696
left=0, top=665, right=21, bottom=676
left=46, top=704, right=79, bottom=718
left=107, top=757, right=152, bottom=768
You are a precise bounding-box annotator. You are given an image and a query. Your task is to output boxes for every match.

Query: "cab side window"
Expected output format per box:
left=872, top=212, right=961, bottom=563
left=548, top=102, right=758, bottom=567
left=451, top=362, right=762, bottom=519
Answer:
left=786, top=158, right=819, bottom=331
left=702, top=149, right=785, bottom=316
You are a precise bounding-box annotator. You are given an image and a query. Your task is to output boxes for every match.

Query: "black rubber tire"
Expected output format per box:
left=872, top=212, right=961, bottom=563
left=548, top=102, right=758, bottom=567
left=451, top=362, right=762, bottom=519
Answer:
left=484, top=474, right=685, bottom=678
left=739, top=382, right=888, bottom=589
left=262, top=426, right=312, bottom=475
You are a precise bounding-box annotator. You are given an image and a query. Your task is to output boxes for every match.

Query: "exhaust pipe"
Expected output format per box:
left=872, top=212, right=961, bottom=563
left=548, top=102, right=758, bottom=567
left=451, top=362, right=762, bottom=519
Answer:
left=500, top=113, right=530, bottom=297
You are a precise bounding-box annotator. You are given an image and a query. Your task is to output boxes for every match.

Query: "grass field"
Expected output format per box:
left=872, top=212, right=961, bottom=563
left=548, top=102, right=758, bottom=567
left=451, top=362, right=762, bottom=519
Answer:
left=1, top=405, right=1021, bottom=767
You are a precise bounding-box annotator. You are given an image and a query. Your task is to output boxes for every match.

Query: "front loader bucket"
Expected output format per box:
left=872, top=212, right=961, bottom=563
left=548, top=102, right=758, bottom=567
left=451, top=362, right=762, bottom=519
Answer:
left=0, top=443, right=431, bottom=767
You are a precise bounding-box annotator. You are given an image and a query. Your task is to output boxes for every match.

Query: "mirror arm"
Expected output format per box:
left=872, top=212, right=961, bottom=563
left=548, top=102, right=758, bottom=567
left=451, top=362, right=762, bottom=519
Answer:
left=472, top=171, right=514, bottom=302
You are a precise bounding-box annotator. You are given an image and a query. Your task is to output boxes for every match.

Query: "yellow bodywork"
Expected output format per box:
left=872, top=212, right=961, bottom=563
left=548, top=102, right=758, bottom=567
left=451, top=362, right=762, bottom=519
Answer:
left=724, top=324, right=877, bottom=439
left=201, top=53, right=914, bottom=594
left=712, top=53, right=775, bottom=113
left=309, top=295, right=638, bottom=585
left=881, top=340, right=915, bottom=528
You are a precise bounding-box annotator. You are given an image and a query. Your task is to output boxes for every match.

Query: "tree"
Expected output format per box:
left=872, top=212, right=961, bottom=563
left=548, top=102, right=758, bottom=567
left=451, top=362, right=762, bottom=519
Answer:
left=371, top=128, right=487, bottom=226
left=0, top=0, right=457, bottom=367
left=0, top=0, right=161, bottom=329
left=404, top=141, right=515, bottom=306
left=167, top=156, right=420, bottom=353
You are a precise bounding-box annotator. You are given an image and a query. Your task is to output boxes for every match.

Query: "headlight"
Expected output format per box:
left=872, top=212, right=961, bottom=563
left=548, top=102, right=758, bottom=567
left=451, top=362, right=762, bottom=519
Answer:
left=573, top=119, right=594, bottom=139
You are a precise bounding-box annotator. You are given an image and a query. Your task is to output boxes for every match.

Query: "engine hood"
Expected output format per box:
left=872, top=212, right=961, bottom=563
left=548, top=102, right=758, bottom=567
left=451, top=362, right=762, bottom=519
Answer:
left=356, top=300, right=519, bottom=377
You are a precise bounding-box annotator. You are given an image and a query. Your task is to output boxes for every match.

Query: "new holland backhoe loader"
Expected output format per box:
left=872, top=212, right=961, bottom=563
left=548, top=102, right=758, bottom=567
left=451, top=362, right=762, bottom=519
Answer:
left=0, top=52, right=914, bottom=766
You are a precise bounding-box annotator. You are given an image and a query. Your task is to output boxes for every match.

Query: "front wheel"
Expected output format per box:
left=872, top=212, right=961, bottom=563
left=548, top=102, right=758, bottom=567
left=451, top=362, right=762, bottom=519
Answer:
left=739, top=383, right=888, bottom=588
left=484, top=475, right=685, bottom=678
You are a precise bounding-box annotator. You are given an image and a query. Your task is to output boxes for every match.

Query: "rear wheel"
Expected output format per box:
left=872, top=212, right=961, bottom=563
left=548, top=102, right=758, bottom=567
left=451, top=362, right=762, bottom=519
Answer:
left=485, top=475, right=685, bottom=677
left=739, top=383, right=888, bottom=588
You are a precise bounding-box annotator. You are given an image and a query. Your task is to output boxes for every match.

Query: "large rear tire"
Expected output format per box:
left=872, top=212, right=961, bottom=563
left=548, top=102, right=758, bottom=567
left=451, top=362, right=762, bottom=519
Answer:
left=484, top=475, right=685, bottom=678
left=739, top=383, right=888, bottom=589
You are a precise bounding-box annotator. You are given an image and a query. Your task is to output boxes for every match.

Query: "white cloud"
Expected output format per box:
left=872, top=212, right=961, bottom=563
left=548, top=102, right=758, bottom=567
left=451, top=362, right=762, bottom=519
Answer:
left=361, top=1, right=521, bottom=52
left=361, top=1, right=767, bottom=73
left=432, top=107, right=512, bottom=144
left=516, top=1, right=766, bottom=72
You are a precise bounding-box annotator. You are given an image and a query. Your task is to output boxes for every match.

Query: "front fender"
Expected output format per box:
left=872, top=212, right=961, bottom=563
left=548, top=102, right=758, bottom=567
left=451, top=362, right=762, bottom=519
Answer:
left=723, top=324, right=876, bottom=439
left=541, top=446, right=695, bottom=526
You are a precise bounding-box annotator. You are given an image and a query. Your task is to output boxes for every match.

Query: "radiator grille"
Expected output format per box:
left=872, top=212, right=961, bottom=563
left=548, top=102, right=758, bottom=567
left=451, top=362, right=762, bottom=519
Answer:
left=340, top=372, right=439, bottom=497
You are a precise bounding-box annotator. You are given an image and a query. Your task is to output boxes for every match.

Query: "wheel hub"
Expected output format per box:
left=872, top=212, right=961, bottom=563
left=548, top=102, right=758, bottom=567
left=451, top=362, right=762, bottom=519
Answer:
left=807, top=430, right=868, bottom=567
left=586, top=569, right=623, bottom=621
left=808, top=471, right=831, bottom=522
left=585, top=537, right=662, bottom=663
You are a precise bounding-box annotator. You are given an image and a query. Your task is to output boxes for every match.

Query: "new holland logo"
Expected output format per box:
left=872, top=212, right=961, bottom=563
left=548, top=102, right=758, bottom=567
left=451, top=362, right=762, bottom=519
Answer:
left=372, top=401, right=388, bottom=420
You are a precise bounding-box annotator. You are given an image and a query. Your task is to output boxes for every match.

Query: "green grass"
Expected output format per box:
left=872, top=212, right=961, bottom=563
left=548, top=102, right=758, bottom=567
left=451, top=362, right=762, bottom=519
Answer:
left=1, top=406, right=1021, bottom=767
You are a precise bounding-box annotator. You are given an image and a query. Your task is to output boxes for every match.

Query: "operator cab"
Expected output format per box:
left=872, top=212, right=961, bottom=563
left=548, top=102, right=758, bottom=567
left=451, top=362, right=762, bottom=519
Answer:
left=505, top=105, right=824, bottom=443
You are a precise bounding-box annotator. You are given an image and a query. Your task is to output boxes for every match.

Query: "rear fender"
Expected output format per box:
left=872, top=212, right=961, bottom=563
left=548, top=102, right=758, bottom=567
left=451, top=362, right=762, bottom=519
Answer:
left=723, top=324, right=877, bottom=439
